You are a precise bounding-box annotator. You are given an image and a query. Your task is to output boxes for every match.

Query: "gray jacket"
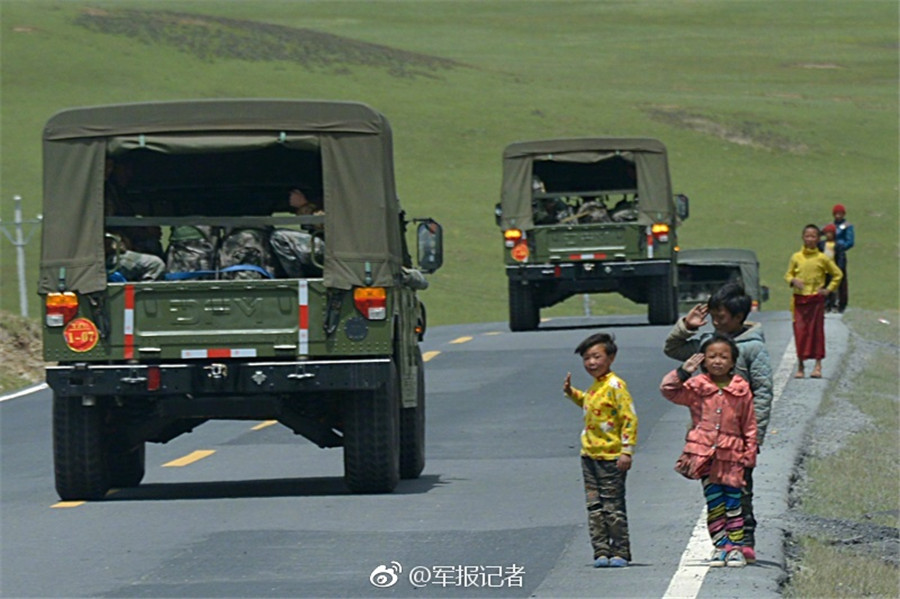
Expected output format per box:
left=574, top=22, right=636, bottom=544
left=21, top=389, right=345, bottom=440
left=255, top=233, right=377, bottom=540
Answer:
left=663, top=318, right=774, bottom=445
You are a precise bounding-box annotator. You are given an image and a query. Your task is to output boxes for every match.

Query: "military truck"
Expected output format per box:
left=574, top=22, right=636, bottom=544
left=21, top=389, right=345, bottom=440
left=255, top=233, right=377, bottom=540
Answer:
left=40, top=100, right=443, bottom=499
left=677, top=248, right=769, bottom=313
left=497, top=138, right=688, bottom=330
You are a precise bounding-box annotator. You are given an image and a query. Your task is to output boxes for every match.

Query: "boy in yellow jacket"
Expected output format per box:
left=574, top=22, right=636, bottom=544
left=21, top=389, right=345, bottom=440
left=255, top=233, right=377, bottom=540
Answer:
left=564, top=332, right=638, bottom=568
left=785, top=224, right=843, bottom=378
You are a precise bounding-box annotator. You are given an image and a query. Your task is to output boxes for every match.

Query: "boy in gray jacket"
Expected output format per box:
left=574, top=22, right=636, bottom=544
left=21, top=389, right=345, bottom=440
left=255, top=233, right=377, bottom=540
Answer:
left=663, top=282, right=773, bottom=562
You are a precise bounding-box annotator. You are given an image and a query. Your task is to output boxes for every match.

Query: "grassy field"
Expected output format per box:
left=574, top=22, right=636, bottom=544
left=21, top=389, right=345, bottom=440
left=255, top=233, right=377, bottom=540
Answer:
left=783, top=309, right=899, bottom=598
left=1, top=0, right=897, bottom=324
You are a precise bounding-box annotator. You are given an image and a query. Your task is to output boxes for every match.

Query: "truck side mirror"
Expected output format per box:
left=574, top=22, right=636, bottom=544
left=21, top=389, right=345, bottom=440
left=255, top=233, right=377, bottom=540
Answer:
left=494, top=203, right=503, bottom=227
left=675, top=194, right=690, bottom=220
left=417, top=219, right=443, bottom=273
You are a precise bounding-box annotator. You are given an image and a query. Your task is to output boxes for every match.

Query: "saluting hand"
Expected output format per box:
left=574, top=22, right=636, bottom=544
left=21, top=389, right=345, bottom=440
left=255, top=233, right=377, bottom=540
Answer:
left=563, top=372, right=572, bottom=396
left=682, top=353, right=705, bottom=374
left=684, top=304, right=708, bottom=330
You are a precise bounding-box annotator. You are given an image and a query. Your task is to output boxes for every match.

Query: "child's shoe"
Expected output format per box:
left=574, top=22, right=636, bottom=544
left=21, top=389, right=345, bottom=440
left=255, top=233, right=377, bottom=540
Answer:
left=708, top=548, right=727, bottom=567
left=725, top=548, right=747, bottom=568
left=593, top=556, right=609, bottom=568
left=609, top=556, right=629, bottom=568
left=741, top=546, right=756, bottom=564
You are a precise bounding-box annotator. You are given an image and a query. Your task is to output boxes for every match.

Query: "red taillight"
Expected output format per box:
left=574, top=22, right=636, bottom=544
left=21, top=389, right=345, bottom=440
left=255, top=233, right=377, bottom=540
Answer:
left=353, top=287, right=387, bottom=320
left=45, top=292, right=78, bottom=327
left=651, top=223, right=670, bottom=243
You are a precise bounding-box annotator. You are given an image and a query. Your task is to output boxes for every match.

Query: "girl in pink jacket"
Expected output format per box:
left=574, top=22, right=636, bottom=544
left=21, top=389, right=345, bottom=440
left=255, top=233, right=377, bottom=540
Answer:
left=660, top=332, right=758, bottom=568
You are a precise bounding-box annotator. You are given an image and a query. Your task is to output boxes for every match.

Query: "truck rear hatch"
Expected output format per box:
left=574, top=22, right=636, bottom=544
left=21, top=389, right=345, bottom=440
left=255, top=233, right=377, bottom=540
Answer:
left=110, top=279, right=318, bottom=360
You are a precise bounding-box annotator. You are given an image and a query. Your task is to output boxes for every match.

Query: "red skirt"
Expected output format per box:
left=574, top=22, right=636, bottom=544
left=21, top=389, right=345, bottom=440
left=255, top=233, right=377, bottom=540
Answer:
left=793, top=293, right=826, bottom=360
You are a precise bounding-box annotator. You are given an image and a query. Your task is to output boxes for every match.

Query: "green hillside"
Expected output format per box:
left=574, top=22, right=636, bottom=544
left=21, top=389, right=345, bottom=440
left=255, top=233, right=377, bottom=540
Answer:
left=1, top=0, right=897, bottom=324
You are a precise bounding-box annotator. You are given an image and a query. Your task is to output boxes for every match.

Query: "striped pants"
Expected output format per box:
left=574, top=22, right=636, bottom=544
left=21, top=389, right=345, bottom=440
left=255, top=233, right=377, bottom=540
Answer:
left=702, top=478, right=744, bottom=548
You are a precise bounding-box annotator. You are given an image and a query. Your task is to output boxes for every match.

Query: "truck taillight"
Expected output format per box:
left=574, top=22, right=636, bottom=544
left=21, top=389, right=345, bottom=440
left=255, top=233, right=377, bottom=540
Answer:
left=651, top=223, right=670, bottom=243
left=45, top=292, right=78, bottom=327
left=353, top=287, right=387, bottom=320
left=504, top=228, right=523, bottom=248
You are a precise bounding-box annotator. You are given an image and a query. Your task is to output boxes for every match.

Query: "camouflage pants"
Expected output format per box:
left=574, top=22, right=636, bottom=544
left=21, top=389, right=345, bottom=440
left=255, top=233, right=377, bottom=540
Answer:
left=110, top=250, right=165, bottom=281
left=581, top=456, right=631, bottom=561
left=270, top=229, right=324, bottom=278
left=741, top=467, right=756, bottom=547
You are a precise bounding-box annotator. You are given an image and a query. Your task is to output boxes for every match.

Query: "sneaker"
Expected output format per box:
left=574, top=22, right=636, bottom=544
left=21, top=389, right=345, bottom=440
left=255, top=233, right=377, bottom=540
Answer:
left=742, top=546, right=756, bottom=564
left=609, top=556, right=629, bottom=568
left=725, top=548, right=747, bottom=568
left=708, top=549, right=727, bottom=567
left=593, top=556, right=609, bottom=568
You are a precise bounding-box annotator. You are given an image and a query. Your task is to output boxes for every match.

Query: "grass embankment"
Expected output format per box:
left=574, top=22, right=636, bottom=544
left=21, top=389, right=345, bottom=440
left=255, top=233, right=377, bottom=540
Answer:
left=783, top=309, right=900, bottom=598
left=1, top=1, right=898, bottom=324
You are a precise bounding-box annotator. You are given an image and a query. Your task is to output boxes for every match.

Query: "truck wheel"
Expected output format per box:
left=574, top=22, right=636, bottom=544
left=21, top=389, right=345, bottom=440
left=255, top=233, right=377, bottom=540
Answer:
left=108, top=439, right=146, bottom=489
left=509, top=281, right=539, bottom=331
left=400, top=348, right=426, bottom=479
left=343, top=363, right=400, bottom=493
left=53, top=393, right=111, bottom=501
left=648, top=276, right=678, bottom=325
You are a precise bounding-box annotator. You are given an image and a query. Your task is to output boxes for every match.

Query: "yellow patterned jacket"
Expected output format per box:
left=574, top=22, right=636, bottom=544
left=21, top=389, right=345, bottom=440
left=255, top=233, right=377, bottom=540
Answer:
left=566, top=372, right=638, bottom=460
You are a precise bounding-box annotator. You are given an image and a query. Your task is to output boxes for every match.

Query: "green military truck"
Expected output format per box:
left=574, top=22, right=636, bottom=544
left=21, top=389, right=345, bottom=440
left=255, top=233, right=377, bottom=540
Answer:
left=40, top=100, right=443, bottom=499
left=497, top=138, right=688, bottom=330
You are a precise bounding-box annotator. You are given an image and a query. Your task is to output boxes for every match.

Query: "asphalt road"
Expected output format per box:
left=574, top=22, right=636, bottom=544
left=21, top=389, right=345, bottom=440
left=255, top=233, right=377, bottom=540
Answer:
left=0, top=311, right=847, bottom=598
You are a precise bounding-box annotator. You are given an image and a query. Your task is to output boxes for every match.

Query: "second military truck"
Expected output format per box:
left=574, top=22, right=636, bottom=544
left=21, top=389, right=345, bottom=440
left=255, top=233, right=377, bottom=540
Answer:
left=40, top=100, right=442, bottom=499
left=497, top=138, right=688, bottom=330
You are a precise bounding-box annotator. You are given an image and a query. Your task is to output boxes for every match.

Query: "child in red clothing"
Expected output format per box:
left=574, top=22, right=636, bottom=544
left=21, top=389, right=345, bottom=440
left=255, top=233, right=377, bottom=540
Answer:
left=660, top=332, right=757, bottom=567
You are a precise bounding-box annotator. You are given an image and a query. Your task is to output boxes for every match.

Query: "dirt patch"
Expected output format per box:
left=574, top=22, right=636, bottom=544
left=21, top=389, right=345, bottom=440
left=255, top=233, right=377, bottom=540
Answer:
left=0, top=311, right=44, bottom=393
left=793, top=63, right=843, bottom=70
left=74, top=8, right=465, bottom=79
left=644, top=106, right=809, bottom=154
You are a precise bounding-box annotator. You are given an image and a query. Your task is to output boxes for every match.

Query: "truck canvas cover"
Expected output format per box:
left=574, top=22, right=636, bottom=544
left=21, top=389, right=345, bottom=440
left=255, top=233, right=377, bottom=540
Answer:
left=499, top=137, right=674, bottom=231
left=40, top=99, right=403, bottom=295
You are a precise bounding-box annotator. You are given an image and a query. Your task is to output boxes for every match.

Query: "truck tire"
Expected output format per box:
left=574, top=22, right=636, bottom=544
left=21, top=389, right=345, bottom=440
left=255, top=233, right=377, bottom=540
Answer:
left=343, top=363, right=400, bottom=493
left=509, top=281, right=539, bottom=332
left=400, top=348, right=426, bottom=479
left=108, top=440, right=146, bottom=489
left=53, top=393, right=110, bottom=501
left=648, top=275, right=678, bottom=325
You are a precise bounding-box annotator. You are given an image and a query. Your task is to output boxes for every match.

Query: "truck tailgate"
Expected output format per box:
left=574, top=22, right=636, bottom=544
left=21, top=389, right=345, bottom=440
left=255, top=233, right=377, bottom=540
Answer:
left=108, top=279, right=322, bottom=360
left=542, top=224, right=645, bottom=261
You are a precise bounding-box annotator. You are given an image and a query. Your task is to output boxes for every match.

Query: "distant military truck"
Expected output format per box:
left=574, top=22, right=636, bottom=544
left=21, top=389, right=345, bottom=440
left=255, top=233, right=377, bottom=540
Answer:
left=497, top=138, right=689, bottom=330
left=677, top=248, right=769, bottom=313
left=40, top=100, right=443, bottom=499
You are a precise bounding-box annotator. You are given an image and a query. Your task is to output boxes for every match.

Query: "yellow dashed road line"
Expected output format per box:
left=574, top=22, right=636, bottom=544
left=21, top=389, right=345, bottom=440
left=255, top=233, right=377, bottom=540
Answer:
left=163, top=449, right=216, bottom=467
left=51, top=501, right=86, bottom=509
left=252, top=420, right=278, bottom=430
left=423, top=350, right=441, bottom=362
left=449, top=336, right=473, bottom=344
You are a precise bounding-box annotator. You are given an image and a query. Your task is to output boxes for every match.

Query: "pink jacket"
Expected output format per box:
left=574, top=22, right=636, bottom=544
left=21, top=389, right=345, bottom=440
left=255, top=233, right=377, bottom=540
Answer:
left=660, top=370, right=758, bottom=488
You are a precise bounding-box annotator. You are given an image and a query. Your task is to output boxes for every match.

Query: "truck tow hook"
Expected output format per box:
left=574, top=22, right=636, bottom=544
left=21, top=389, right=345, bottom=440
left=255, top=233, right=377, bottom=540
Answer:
left=204, top=363, right=228, bottom=380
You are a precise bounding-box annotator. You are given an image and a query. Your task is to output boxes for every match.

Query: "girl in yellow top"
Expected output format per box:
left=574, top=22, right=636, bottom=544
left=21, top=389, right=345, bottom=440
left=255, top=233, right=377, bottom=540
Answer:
left=564, top=332, right=638, bottom=568
left=784, top=224, right=843, bottom=378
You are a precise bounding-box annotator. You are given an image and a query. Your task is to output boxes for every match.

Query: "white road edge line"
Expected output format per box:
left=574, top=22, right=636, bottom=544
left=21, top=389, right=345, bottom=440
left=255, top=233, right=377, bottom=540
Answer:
left=662, top=336, right=796, bottom=599
left=0, top=382, right=49, bottom=402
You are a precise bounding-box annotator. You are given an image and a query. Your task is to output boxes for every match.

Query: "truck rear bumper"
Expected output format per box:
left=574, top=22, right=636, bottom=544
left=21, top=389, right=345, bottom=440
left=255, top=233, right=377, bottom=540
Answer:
left=46, top=358, right=391, bottom=398
left=506, top=259, right=672, bottom=282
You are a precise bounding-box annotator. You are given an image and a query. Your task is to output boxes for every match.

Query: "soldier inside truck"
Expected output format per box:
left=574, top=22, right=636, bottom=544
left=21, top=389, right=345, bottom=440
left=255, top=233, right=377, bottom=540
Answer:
left=105, top=145, right=327, bottom=280
left=530, top=155, right=640, bottom=225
